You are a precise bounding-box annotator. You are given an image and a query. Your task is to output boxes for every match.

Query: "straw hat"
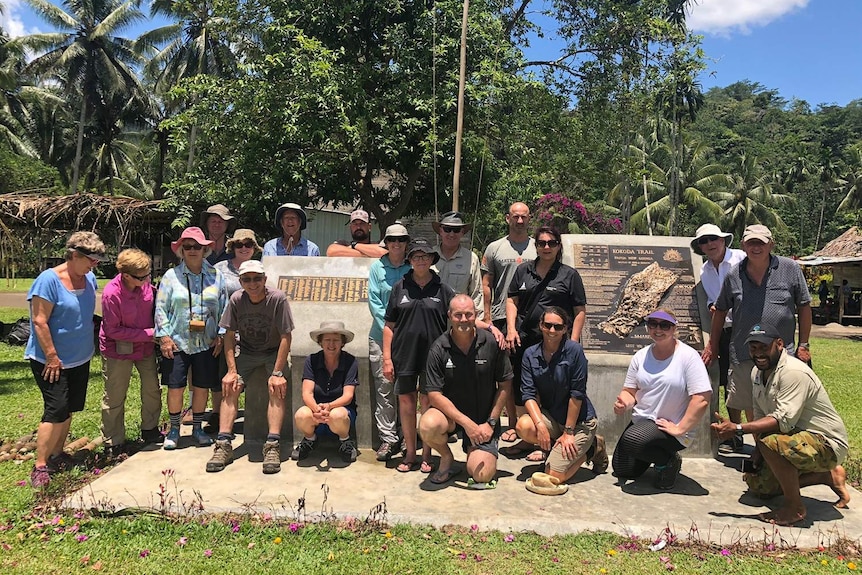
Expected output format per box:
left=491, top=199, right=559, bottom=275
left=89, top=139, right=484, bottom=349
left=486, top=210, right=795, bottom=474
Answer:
left=226, top=229, right=262, bottom=253
left=309, top=320, right=355, bottom=345
left=200, top=204, right=237, bottom=233
left=525, top=472, right=569, bottom=496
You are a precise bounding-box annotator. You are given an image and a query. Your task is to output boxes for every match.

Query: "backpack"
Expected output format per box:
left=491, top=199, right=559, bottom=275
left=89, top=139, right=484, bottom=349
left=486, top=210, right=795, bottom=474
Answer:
left=5, top=318, right=30, bottom=345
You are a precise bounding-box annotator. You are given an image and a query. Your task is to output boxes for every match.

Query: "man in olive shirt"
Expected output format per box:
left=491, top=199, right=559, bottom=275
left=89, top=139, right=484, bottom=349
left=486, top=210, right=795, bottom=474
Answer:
left=713, top=323, right=849, bottom=526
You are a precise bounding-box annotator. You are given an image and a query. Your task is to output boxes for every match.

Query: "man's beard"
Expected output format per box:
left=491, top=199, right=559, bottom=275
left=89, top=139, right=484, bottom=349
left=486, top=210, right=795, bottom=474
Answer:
left=352, top=229, right=369, bottom=242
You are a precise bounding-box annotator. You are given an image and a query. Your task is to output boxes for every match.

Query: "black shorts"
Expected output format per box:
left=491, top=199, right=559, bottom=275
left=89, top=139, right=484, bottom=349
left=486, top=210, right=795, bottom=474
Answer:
left=396, top=373, right=426, bottom=395
left=167, top=349, right=220, bottom=390
left=31, top=360, right=90, bottom=423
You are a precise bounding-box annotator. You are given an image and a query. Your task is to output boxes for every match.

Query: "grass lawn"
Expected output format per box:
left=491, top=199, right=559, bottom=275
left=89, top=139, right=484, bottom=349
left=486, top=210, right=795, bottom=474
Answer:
left=0, top=306, right=860, bottom=572
left=0, top=278, right=110, bottom=293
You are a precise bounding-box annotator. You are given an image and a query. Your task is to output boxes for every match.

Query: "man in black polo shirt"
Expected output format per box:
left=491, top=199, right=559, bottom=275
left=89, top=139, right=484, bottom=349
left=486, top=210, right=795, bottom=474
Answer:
left=419, top=295, right=513, bottom=486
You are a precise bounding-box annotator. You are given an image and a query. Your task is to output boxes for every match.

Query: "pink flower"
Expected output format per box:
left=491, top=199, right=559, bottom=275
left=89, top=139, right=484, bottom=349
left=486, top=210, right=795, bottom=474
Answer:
left=289, top=523, right=299, bottom=533
left=230, top=521, right=240, bottom=533
left=139, top=549, right=150, bottom=558
left=176, top=537, right=188, bottom=547
left=75, top=534, right=89, bottom=542
left=470, top=524, right=478, bottom=532
left=15, top=481, right=26, bottom=487
left=504, top=534, right=515, bottom=543
left=92, top=468, right=102, bottom=475
left=720, top=549, right=731, bottom=556
left=204, top=549, right=213, bottom=558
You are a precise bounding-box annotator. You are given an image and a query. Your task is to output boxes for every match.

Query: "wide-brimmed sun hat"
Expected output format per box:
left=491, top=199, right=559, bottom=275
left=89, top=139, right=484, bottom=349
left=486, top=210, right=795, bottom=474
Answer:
left=199, top=204, right=237, bottom=233
left=226, top=229, right=262, bottom=252
left=309, top=320, right=355, bottom=345
left=274, top=203, right=308, bottom=230
left=432, top=211, right=472, bottom=233
left=690, top=223, right=733, bottom=256
left=525, top=472, right=568, bottom=496
left=171, top=227, right=214, bottom=258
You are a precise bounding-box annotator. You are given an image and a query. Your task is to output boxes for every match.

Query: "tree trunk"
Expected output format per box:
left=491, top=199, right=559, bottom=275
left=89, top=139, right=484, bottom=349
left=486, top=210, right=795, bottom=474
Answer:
left=154, top=129, right=168, bottom=200
left=187, top=124, right=198, bottom=172
left=70, top=99, right=87, bottom=194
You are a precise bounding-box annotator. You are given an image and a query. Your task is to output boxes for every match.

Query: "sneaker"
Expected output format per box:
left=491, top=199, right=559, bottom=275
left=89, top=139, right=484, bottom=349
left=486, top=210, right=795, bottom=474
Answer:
left=31, top=465, right=51, bottom=487
left=375, top=441, right=399, bottom=462
left=48, top=451, right=76, bottom=472
left=141, top=428, right=164, bottom=445
left=163, top=427, right=180, bottom=450
left=654, top=452, right=682, bottom=490
left=291, top=438, right=316, bottom=461
left=590, top=435, right=608, bottom=474
left=339, top=439, right=358, bottom=463
left=262, top=440, right=281, bottom=474
left=193, top=426, right=214, bottom=447
left=206, top=440, right=234, bottom=473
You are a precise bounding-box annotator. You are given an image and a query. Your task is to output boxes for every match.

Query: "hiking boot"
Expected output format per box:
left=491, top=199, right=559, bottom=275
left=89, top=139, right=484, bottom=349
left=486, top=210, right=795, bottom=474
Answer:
left=654, top=452, right=682, bottom=490
left=163, top=427, right=180, bottom=450
left=48, top=451, right=76, bottom=472
left=590, top=435, right=608, bottom=474
left=339, top=439, right=358, bottom=463
left=262, top=440, right=282, bottom=474
left=375, top=441, right=400, bottom=462
left=141, top=428, right=164, bottom=445
left=193, top=426, right=213, bottom=447
left=291, top=438, right=316, bottom=461
left=206, top=440, right=233, bottom=473
left=31, top=465, right=51, bottom=488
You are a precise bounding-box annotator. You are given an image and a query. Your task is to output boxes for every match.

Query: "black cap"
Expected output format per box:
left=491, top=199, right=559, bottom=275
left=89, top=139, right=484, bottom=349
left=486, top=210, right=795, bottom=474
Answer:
left=745, top=323, right=781, bottom=345
left=406, top=238, right=440, bottom=265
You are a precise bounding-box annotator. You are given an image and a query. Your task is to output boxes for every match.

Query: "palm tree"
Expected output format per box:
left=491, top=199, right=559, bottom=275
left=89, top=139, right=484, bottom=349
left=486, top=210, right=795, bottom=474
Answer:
left=19, top=0, right=146, bottom=193
left=837, top=146, right=862, bottom=212
left=713, top=153, right=790, bottom=241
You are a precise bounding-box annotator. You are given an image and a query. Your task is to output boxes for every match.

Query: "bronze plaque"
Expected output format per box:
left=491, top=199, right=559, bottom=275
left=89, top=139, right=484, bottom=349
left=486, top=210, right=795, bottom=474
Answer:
left=572, top=244, right=701, bottom=354
left=277, top=276, right=369, bottom=303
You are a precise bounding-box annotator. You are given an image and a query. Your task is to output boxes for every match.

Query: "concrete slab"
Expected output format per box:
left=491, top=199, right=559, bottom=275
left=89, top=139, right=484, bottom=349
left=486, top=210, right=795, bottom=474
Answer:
left=64, top=424, right=860, bottom=549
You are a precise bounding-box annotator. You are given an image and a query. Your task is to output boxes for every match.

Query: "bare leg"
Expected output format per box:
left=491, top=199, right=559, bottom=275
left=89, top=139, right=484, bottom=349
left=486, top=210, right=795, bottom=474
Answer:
left=191, top=386, right=209, bottom=413
left=418, top=393, right=432, bottom=465
left=799, top=465, right=851, bottom=509
left=419, top=408, right=454, bottom=472
left=757, top=439, right=807, bottom=525
left=466, top=448, right=497, bottom=483
left=219, top=386, right=241, bottom=435
left=267, top=391, right=285, bottom=436
left=294, top=406, right=317, bottom=437
left=399, top=392, right=418, bottom=463
left=547, top=454, right=588, bottom=483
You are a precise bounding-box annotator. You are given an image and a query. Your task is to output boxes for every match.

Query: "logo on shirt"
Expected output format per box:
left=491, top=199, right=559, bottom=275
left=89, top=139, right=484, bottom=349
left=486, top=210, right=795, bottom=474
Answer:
left=400, top=295, right=410, bottom=304
left=519, top=282, right=526, bottom=290
left=475, top=359, right=487, bottom=365
left=430, top=297, right=441, bottom=303
left=445, top=359, right=455, bottom=368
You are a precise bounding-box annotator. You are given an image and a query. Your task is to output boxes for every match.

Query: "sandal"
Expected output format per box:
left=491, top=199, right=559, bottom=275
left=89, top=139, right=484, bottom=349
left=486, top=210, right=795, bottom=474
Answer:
left=420, top=460, right=434, bottom=474
left=429, top=468, right=458, bottom=484
left=525, top=449, right=548, bottom=462
left=396, top=460, right=420, bottom=473
left=501, top=429, right=518, bottom=442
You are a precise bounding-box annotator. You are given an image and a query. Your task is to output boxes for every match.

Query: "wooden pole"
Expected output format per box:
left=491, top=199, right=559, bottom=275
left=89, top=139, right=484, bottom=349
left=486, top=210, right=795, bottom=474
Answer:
left=452, top=0, right=470, bottom=213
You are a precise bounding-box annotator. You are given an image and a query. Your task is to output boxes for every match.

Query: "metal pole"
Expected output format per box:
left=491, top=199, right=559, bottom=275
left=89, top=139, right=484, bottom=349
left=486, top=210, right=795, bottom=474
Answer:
left=452, top=0, right=469, bottom=212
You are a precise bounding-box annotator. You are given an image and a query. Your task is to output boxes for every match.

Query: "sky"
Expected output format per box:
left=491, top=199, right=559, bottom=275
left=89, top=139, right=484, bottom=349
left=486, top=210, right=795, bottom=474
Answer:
left=3, top=0, right=861, bottom=108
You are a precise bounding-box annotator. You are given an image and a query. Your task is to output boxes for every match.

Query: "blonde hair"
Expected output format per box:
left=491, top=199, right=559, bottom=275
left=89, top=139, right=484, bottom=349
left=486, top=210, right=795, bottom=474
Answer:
left=116, top=248, right=151, bottom=275
left=65, top=231, right=105, bottom=261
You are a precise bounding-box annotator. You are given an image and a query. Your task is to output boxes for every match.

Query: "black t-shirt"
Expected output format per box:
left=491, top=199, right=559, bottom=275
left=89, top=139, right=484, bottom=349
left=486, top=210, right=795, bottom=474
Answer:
left=302, top=350, right=359, bottom=406
left=384, top=270, right=455, bottom=376
left=425, top=329, right=513, bottom=424
left=508, top=259, right=587, bottom=344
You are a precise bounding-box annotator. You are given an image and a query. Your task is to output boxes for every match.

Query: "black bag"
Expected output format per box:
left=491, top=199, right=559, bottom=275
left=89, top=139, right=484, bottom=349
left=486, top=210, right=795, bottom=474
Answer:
left=5, top=318, right=30, bottom=345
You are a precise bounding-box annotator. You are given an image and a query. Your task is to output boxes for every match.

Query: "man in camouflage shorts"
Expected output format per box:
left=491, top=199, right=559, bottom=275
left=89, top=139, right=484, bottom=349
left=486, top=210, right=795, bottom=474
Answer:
left=712, top=323, right=850, bottom=526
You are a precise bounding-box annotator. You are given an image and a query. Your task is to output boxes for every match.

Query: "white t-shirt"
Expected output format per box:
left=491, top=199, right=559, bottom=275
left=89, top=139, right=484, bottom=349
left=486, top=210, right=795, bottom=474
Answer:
left=624, top=341, right=712, bottom=447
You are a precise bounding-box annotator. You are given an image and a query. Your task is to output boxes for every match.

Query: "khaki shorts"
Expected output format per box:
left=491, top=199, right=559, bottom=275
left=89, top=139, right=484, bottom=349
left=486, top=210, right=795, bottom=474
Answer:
left=744, top=430, right=838, bottom=497
left=727, top=360, right=754, bottom=411
left=540, top=410, right=598, bottom=474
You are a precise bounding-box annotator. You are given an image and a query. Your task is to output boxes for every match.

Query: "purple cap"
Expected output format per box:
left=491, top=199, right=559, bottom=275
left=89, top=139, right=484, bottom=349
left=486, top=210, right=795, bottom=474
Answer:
left=645, top=310, right=678, bottom=325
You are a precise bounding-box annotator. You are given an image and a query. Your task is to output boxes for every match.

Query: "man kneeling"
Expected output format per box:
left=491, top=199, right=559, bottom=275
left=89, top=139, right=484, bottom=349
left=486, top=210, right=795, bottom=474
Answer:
left=713, top=323, right=850, bottom=526
left=419, top=295, right=512, bottom=486
left=206, top=261, right=294, bottom=474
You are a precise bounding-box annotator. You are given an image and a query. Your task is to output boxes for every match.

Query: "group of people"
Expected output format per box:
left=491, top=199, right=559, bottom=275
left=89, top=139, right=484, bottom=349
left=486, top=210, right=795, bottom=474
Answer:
left=23, top=203, right=851, bottom=528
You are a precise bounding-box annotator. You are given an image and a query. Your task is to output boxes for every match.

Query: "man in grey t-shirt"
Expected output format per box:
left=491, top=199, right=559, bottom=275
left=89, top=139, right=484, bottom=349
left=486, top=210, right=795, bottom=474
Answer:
left=207, top=260, right=295, bottom=474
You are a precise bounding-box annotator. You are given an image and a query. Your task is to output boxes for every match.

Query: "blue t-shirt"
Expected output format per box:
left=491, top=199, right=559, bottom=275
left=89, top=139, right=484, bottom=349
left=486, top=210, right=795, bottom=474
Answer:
left=25, top=268, right=97, bottom=368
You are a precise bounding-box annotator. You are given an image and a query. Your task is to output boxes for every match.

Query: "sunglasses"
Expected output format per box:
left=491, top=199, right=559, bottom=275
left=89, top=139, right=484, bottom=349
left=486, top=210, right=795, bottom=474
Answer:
left=129, top=271, right=151, bottom=281
left=235, top=240, right=256, bottom=249
left=536, top=239, right=560, bottom=248
left=182, top=243, right=203, bottom=251
left=240, top=275, right=265, bottom=284
left=647, top=320, right=675, bottom=330
left=385, top=237, right=409, bottom=243
left=541, top=321, right=566, bottom=331
left=441, top=225, right=463, bottom=234
left=697, top=235, right=721, bottom=245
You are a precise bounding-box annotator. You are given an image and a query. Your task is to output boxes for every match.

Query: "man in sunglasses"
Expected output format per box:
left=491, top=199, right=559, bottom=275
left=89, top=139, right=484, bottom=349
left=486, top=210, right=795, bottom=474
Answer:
left=691, top=224, right=745, bottom=452
left=703, top=225, right=812, bottom=430
left=207, top=260, right=295, bottom=475
left=432, top=211, right=488, bottom=330
left=326, top=209, right=388, bottom=258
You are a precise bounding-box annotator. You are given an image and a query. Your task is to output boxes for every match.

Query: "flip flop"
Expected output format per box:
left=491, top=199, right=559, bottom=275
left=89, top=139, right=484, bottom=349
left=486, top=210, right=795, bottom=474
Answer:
left=396, top=460, right=420, bottom=473
left=525, top=449, right=548, bottom=462
left=501, top=429, right=518, bottom=442
left=429, top=468, right=458, bottom=484
left=420, top=460, right=434, bottom=474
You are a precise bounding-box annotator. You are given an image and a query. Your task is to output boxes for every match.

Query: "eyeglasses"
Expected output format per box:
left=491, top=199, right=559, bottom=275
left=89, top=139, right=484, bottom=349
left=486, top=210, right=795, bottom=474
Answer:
left=697, top=235, right=720, bottom=245
left=441, top=225, right=463, bottom=234
left=541, top=321, right=566, bottom=331
left=536, top=240, right=560, bottom=248
left=129, top=271, right=151, bottom=281
left=235, top=240, right=256, bottom=249
left=240, top=275, right=265, bottom=284
left=385, top=237, right=409, bottom=243
left=410, top=254, right=433, bottom=262
left=182, top=243, right=203, bottom=251
left=647, top=320, right=674, bottom=330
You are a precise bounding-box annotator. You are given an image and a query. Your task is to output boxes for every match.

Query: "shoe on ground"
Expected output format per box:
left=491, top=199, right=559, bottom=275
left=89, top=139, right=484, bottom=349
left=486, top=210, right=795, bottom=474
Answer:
left=104, top=444, right=126, bottom=460
left=31, top=465, right=51, bottom=487
left=193, top=426, right=213, bottom=447
left=206, top=440, right=234, bottom=473
left=590, top=435, right=608, bottom=474
left=654, top=452, right=682, bottom=490
left=262, top=440, right=281, bottom=474
left=48, top=451, right=76, bottom=472
left=163, top=427, right=180, bottom=450
left=291, top=438, right=316, bottom=461
left=141, top=428, right=164, bottom=445
left=718, top=436, right=744, bottom=454
left=375, top=441, right=399, bottom=462
left=339, top=439, right=358, bottom=463
left=448, top=433, right=458, bottom=444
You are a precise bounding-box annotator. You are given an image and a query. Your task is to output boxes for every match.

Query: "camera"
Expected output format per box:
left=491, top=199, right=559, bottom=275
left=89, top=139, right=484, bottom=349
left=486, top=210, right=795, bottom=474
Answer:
left=189, top=319, right=205, bottom=332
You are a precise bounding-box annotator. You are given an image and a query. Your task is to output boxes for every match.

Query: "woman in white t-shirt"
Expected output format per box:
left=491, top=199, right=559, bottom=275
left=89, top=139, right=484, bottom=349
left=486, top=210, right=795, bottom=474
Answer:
left=612, top=309, right=712, bottom=490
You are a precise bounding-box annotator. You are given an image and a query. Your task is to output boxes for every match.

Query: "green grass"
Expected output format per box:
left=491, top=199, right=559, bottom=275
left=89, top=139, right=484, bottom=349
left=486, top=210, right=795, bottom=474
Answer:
left=0, top=308, right=860, bottom=571
left=0, top=278, right=110, bottom=293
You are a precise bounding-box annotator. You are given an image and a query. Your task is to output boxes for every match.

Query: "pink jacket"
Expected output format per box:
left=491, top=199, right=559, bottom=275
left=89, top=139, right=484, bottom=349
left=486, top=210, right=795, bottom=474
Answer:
left=99, top=274, right=156, bottom=360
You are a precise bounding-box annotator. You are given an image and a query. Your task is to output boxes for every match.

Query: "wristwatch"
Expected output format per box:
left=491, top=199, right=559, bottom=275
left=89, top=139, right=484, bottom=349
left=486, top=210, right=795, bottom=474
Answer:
left=564, top=425, right=576, bottom=435
left=735, top=424, right=744, bottom=436
left=350, top=241, right=358, bottom=249
left=486, top=417, right=499, bottom=428
left=271, top=370, right=283, bottom=377
left=797, top=342, right=810, bottom=350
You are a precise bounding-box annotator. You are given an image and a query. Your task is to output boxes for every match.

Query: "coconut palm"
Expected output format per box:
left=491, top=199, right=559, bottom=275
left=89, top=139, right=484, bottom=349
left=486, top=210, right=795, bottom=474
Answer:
left=19, top=0, right=146, bottom=193
left=837, top=146, right=862, bottom=213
